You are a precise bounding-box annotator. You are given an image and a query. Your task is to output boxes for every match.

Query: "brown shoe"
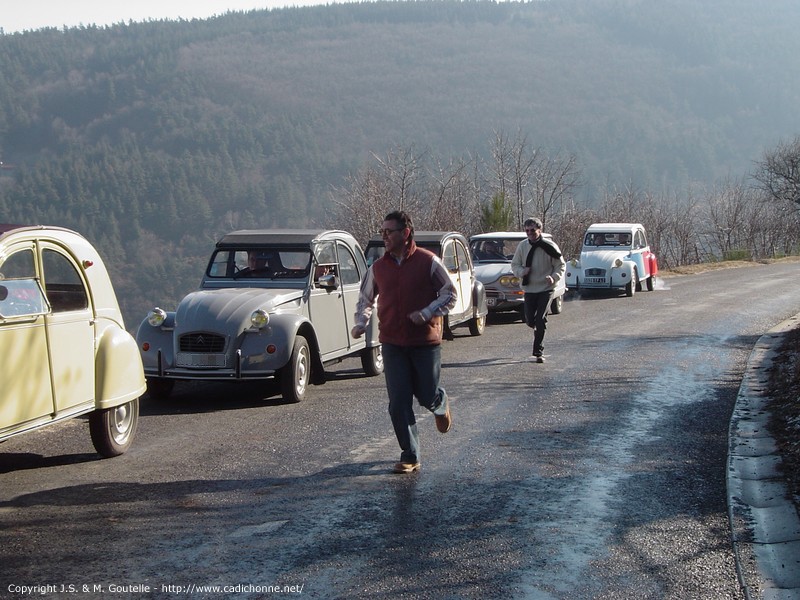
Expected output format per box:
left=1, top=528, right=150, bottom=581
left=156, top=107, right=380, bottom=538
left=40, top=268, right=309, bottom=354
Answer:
left=392, top=461, right=420, bottom=474
left=435, top=405, right=452, bottom=433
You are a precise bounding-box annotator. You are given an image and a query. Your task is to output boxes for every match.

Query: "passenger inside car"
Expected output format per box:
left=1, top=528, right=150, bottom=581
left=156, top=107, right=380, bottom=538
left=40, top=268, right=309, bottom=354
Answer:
left=475, top=240, right=507, bottom=260
left=244, top=251, right=281, bottom=276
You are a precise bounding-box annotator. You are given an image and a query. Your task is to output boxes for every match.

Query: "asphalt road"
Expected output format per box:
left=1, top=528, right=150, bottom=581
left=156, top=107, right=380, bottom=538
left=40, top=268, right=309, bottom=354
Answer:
left=2, top=261, right=800, bottom=599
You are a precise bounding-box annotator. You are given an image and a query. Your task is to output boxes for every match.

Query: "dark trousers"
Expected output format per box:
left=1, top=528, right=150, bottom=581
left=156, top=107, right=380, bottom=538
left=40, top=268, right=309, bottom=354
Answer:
left=524, top=291, right=554, bottom=355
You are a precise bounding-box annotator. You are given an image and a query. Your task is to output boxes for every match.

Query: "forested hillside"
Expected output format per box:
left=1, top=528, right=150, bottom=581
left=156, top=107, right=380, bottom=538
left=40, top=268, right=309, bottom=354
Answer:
left=1, top=0, right=799, bottom=325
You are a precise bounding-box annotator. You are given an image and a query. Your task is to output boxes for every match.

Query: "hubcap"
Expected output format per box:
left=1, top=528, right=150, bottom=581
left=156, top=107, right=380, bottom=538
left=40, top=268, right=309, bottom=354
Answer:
left=111, top=402, right=133, bottom=442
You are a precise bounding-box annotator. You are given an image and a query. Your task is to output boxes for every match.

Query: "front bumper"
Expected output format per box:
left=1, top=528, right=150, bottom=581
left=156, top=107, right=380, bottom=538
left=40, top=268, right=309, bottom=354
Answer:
left=485, top=287, right=525, bottom=311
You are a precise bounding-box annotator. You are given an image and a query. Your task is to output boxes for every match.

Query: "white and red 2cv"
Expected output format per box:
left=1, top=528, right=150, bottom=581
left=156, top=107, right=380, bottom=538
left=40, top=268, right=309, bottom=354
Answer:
left=565, top=223, right=658, bottom=297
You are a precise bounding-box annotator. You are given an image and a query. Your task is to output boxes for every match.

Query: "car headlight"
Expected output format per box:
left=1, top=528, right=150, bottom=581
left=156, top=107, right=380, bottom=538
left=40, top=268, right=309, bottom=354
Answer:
left=250, top=309, right=270, bottom=329
left=147, top=307, right=167, bottom=327
left=613, top=258, right=623, bottom=268
left=499, top=275, right=521, bottom=287
left=570, top=258, right=579, bottom=267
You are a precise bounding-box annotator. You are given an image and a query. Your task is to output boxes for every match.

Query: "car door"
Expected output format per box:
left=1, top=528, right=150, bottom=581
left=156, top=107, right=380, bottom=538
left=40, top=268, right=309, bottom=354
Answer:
left=336, top=241, right=364, bottom=345
left=0, top=244, right=54, bottom=430
left=454, top=239, right=474, bottom=316
left=308, top=240, right=350, bottom=357
left=440, top=238, right=470, bottom=322
left=40, top=244, right=96, bottom=414
left=629, top=228, right=648, bottom=278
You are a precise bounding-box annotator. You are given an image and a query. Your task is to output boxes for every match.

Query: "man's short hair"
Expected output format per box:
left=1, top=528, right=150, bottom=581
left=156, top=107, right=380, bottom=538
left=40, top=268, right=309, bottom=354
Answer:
left=384, top=210, right=414, bottom=240
left=524, top=217, right=543, bottom=230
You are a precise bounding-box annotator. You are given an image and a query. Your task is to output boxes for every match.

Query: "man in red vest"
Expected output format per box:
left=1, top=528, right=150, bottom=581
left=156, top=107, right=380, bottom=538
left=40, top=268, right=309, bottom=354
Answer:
left=352, top=210, right=457, bottom=474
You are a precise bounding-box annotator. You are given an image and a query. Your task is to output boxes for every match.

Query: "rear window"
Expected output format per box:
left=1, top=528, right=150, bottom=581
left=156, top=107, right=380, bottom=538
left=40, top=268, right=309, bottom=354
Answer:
left=584, top=232, right=632, bottom=247
left=207, top=248, right=311, bottom=280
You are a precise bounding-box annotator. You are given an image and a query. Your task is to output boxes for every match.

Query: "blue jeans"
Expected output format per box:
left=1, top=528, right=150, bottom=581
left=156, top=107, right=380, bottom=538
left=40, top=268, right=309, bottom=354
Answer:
left=524, top=291, right=554, bottom=355
left=382, top=343, right=448, bottom=464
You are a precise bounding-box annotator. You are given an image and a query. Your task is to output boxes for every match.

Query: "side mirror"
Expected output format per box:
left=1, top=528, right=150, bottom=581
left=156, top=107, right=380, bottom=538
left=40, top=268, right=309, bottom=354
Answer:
left=318, top=273, right=339, bottom=290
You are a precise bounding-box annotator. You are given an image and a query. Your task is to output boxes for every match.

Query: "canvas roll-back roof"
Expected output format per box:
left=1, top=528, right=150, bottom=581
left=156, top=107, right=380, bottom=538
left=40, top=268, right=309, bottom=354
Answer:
left=0, top=224, right=85, bottom=242
left=216, top=229, right=355, bottom=248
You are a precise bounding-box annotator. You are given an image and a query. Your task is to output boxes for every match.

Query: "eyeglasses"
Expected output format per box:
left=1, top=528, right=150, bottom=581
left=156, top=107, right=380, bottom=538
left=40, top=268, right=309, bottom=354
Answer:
left=378, top=228, right=403, bottom=237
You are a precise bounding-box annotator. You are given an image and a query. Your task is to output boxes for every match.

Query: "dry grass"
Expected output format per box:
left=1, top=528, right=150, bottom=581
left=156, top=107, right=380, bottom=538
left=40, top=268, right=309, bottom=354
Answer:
left=660, top=255, right=800, bottom=277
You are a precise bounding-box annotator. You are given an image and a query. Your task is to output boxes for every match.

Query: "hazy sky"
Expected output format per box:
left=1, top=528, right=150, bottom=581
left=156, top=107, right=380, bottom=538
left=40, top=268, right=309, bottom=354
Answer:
left=1, top=0, right=340, bottom=33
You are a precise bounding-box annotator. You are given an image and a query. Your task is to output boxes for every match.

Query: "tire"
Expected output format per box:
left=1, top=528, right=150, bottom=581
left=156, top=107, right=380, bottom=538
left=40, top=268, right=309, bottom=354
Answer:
left=146, top=377, right=174, bottom=401
left=647, top=275, right=656, bottom=291
left=89, top=397, right=139, bottom=458
left=550, top=295, right=563, bottom=315
left=443, top=316, right=455, bottom=340
left=361, top=345, right=384, bottom=376
left=625, top=270, right=638, bottom=297
left=280, top=335, right=310, bottom=403
left=468, top=313, right=486, bottom=336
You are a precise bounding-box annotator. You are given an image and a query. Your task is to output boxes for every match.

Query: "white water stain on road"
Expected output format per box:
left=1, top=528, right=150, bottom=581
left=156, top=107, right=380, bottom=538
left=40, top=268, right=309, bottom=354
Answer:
left=516, top=337, right=729, bottom=597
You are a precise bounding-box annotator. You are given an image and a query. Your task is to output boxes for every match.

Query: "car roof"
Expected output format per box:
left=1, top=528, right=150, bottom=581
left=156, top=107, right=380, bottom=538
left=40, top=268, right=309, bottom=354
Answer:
left=470, top=231, right=525, bottom=239
left=217, top=229, right=355, bottom=248
left=367, top=231, right=467, bottom=246
left=0, top=224, right=86, bottom=243
left=586, top=223, right=644, bottom=232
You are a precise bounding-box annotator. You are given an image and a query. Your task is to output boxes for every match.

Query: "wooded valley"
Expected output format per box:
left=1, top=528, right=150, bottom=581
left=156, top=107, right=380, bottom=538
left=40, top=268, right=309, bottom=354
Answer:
left=1, top=0, right=799, bottom=325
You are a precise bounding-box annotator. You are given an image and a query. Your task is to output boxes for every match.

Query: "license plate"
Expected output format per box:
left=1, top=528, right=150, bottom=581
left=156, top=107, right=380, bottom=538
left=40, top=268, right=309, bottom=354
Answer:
left=584, top=277, right=605, bottom=284
left=176, top=352, right=227, bottom=367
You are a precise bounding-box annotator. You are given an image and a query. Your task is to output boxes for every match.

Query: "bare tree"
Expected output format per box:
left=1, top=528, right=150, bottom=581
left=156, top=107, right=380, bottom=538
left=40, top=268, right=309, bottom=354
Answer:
left=752, top=135, right=800, bottom=207
left=329, top=145, right=427, bottom=245
left=637, top=190, right=674, bottom=265
left=426, top=155, right=481, bottom=234
left=530, top=150, right=581, bottom=228
left=509, top=132, right=539, bottom=228
left=546, top=198, right=598, bottom=259
left=659, top=193, right=702, bottom=268
left=703, top=181, right=751, bottom=260
left=328, top=165, right=395, bottom=245
left=488, top=130, right=515, bottom=220
left=372, top=145, right=427, bottom=215
left=598, top=180, right=644, bottom=223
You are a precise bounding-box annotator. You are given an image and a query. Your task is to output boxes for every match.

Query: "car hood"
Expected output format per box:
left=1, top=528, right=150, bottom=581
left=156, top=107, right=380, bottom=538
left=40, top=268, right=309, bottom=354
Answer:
left=176, top=288, right=304, bottom=328
left=473, top=262, right=512, bottom=284
left=578, top=249, right=631, bottom=267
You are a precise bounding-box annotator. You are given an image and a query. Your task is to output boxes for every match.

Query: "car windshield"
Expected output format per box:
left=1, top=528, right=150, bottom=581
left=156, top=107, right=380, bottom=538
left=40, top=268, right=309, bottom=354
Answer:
left=206, top=248, right=312, bottom=280
left=365, top=243, right=385, bottom=266
left=469, top=238, right=519, bottom=262
left=367, top=241, right=444, bottom=264
left=584, top=232, right=632, bottom=247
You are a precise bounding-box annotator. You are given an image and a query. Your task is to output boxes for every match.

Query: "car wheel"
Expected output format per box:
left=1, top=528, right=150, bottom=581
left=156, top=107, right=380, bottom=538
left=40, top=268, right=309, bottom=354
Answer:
left=625, top=270, right=638, bottom=297
left=361, top=345, right=384, bottom=376
left=550, top=295, right=563, bottom=315
left=647, top=275, right=656, bottom=291
left=443, top=316, right=455, bottom=340
left=280, top=335, right=310, bottom=403
left=468, top=313, right=486, bottom=336
left=89, top=397, right=139, bottom=458
left=146, top=377, right=174, bottom=401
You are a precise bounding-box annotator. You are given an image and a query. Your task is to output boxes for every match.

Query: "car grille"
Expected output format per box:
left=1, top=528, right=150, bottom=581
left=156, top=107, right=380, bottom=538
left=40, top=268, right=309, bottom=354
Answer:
left=179, top=333, right=226, bottom=353
left=585, top=268, right=607, bottom=277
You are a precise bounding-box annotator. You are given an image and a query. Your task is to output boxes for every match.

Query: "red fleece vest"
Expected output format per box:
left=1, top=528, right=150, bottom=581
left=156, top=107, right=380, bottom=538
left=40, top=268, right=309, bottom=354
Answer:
left=372, top=243, right=443, bottom=346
